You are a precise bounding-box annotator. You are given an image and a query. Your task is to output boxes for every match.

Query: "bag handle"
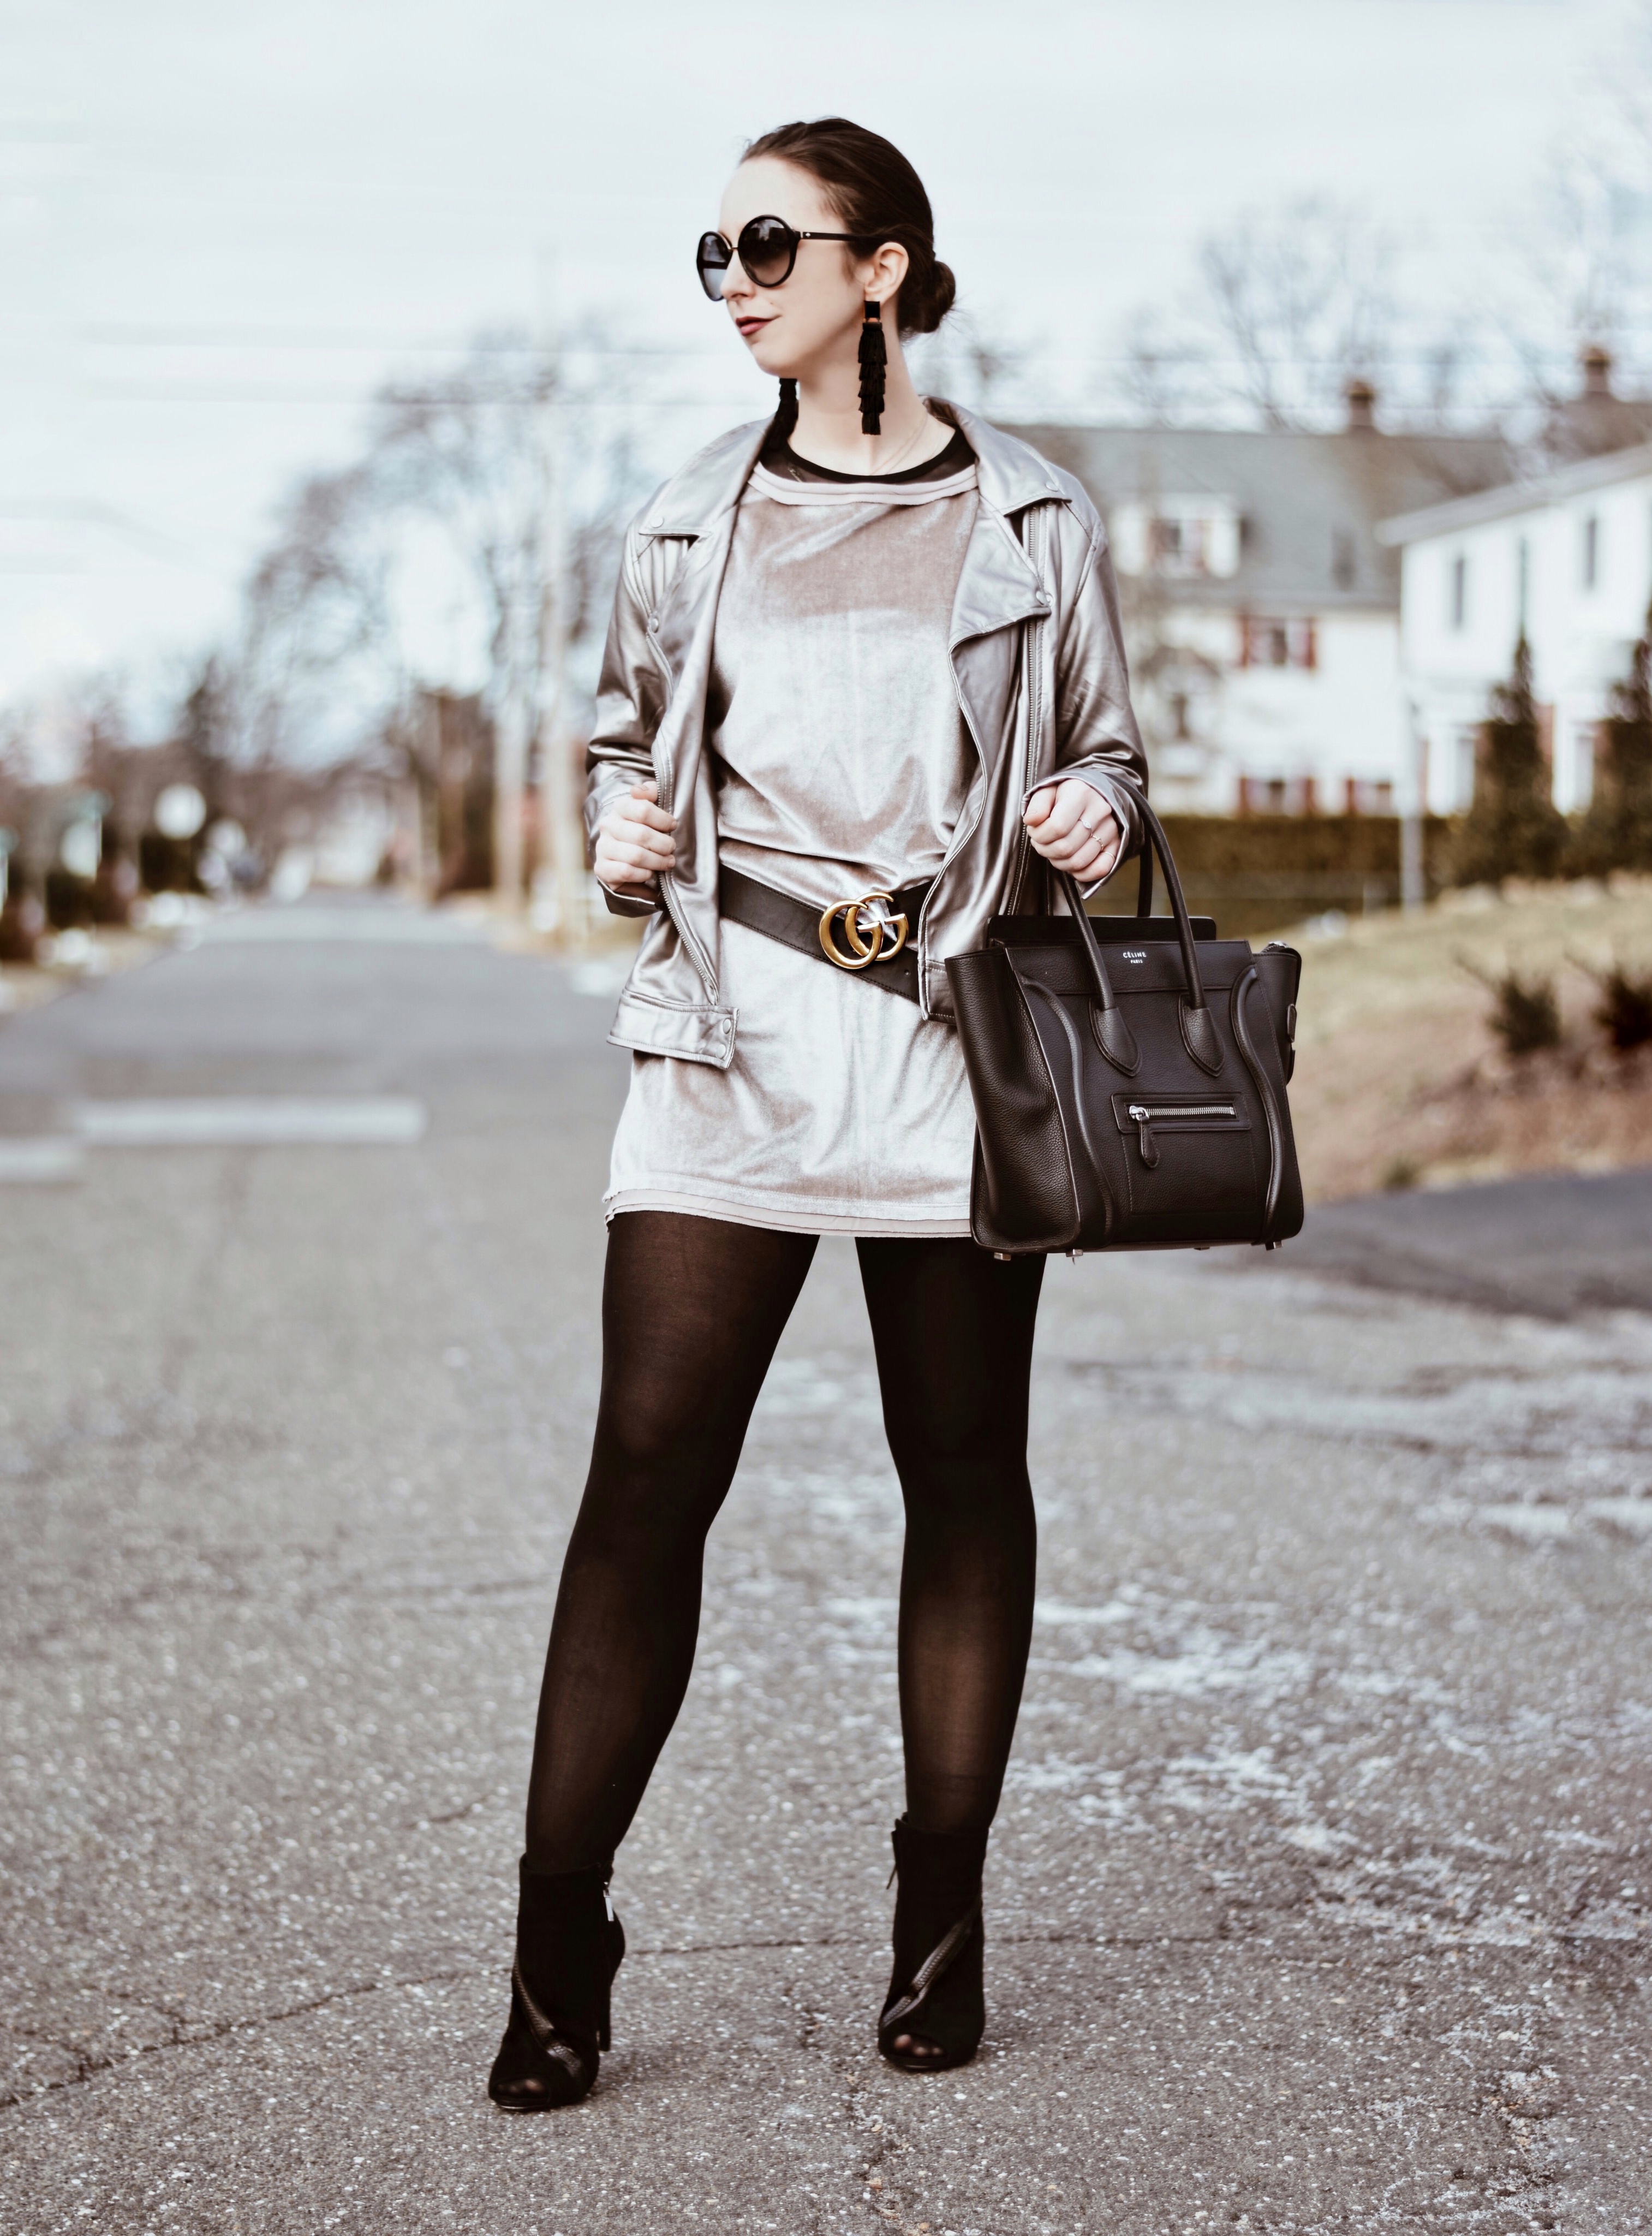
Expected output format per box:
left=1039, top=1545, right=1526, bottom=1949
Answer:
left=1054, top=866, right=1138, bottom=1072
left=1056, top=793, right=1222, bottom=1076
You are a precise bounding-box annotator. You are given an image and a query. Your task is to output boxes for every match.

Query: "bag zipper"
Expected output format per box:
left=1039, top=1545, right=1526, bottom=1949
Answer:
left=1126, top=1101, right=1237, bottom=1168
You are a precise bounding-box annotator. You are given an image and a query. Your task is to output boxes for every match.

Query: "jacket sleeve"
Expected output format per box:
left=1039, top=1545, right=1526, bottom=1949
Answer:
left=584, top=525, right=671, bottom=919
left=1024, top=509, right=1148, bottom=869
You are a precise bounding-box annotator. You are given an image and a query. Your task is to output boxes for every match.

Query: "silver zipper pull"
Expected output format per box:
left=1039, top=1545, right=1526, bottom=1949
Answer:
left=1126, top=1103, right=1160, bottom=1169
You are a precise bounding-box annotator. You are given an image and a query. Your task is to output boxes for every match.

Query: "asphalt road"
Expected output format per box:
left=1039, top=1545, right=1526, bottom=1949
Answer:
left=1, top=899, right=1648, bottom=2236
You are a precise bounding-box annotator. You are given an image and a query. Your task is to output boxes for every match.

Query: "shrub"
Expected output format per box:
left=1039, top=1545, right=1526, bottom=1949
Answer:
left=1575, top=603, right=1652, bottom=875
left=44, top=868, right=95, bottom=930
left=90, top=858, right=133, bottom=927
left=1087, top=812, right=1455, bottom=938
left=1454, top=638, right=1568, bottom=888
left=138, top=829, right=202, bottom=895
left=1461, top=956, right=1562, bottom=1056
left=1573, top=958, right=1652, bottom=1053
left=0, top=891, right=42, bottom=965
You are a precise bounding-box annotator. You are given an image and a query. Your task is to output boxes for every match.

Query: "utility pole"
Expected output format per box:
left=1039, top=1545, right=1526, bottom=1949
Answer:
left=1400, top=699, right=1428, bottom=912
left=491, top=338, right=545, bottom=913
left=491, top=464, right=532, bottom=907
left=492, top=687, right=528, bottom=909
left=533, top=257, right=587, bottom=948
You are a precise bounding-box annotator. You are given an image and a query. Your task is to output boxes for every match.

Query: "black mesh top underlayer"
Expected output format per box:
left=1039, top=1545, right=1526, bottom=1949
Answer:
left=758, top=419, right=975, bottom=486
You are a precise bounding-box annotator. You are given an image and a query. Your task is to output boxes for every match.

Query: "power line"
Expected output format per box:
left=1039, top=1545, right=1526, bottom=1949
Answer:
left=61, top=323, right=1652, bottom=376
left=78, top=323, right=728, bottom=356
left=0, top=501, right=219, bottom=569
left=74, top=385, right=766, bottom=409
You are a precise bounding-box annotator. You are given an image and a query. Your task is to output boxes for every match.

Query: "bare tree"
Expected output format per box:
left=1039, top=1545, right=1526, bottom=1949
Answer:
left=367, top=333, right=552, bottom=781
left=1099, top=195, right=1415, bottom=431
left=238, top=461, right=397, bottom=771
left=0, top=707, right=31, bottom=849
left=1418, top=337, right=1472, bottom=431
left=216, top=322, right=657, bottom=903
left=1111, top=309, right=1215, bottom=427
left=908, top=310, right=1033, bottom=415
left=1196, top=196, right=1395, bottom=429
left=1484, top=4, right=1652, bottom=438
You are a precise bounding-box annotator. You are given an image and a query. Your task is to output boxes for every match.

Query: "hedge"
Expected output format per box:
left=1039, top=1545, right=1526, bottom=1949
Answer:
left=1088, top=814, right=1456, bottom=938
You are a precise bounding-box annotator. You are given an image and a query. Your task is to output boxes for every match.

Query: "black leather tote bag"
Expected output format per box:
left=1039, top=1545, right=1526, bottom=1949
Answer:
left=946, top=799, right=1304, bottom=1258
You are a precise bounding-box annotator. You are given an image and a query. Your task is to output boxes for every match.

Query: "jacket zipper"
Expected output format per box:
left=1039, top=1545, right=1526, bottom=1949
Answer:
left=1126, top=1101, right=1237, bottom=1169
left=930, top=528, right=1049, bottom=989
left=642, top=549, right=724, bottom=1005
left=920, top=659, right=995, bottom=1004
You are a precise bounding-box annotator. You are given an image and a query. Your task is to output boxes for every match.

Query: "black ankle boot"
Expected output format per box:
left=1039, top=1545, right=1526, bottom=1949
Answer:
left=488, top=1857, right=625, bottom=2111
left=878, top=1815, right=988, bottom=2074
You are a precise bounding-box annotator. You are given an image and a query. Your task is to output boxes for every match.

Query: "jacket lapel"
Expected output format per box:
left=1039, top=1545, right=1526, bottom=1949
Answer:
left=945, top=408, right=1053, bottom=774
left=647, top=419, right=770, bottom=686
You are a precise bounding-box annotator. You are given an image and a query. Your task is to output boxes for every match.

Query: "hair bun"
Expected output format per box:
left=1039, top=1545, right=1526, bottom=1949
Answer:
left=918, top=259, right=957, bottom=335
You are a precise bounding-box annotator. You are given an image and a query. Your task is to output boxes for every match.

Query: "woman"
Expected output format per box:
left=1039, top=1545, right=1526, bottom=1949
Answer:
left=490, top=116, right=1146, bottom=2110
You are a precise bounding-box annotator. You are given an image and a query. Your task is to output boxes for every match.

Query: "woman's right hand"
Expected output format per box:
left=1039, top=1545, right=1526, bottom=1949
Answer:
left=594, top=780, right=677, bottom=899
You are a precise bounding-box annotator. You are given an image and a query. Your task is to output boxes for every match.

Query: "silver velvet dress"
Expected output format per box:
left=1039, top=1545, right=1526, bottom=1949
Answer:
left=605, top=443, right=982, bottom=1236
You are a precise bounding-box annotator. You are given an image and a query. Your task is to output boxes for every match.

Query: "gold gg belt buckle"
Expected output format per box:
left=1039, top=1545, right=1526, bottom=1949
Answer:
left=818, top=890, right=910, bottom=971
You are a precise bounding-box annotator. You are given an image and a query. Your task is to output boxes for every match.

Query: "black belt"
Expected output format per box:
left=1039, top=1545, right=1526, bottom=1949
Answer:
left=719, top=864, right=934, bottom=1004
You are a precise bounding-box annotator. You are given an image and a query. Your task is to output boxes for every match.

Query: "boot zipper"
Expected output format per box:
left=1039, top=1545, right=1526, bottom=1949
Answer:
left=1126, top=1101, right=1237, bottom=1168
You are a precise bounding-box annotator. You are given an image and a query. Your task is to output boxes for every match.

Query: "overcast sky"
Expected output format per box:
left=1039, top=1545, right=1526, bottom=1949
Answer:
left=2, top=0, right=1639, bottom=716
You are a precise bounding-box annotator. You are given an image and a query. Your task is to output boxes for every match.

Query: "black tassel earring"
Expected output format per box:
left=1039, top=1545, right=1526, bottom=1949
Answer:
left=858, top=301, right=887, bottom=436
left=776, top=377, right=798, bottom=441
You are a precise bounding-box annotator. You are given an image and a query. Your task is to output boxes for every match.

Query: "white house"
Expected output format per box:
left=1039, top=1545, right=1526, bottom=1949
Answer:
left=1011, top=389, right=1510, bottom=814
left=1379, top=442, right=1652, bottom=816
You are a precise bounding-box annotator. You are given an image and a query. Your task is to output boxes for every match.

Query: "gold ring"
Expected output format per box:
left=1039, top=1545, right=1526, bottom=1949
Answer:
left=877, top=908, right=910, bottom=959
left=843, top=891, right=902, bottom=959
left=820, top=900, right=881, bottom=970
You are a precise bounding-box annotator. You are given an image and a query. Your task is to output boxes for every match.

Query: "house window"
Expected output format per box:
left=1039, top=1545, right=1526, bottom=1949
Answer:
left=1110, top=499, right=1240, bottom=579
left=1454, top=727, right=1479, bottom=809
left=1344, top=778, right=1395, bottom=814
left=1239, top=616, right=1317, bottom=669
left=1449, top=552, right=1468, bottom=631
left=1152, top=516, right=1194, bottom=570
left=1572, top=728, right=1596, bottom=810
left=1516, top=536, right=1530, bottom=631
left=1149, top=512, right=1233, bottom=576
left=1237, top=776, right=1317, bottom=815
left=1583, top=513, right=1600, bottom=590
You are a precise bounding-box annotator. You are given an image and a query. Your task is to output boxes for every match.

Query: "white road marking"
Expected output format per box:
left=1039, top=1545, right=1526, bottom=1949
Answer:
left=0, top=1139, right=85, bottom=1183
left=200, top=908, right=486, bottom=945
left=72, top=1098, right=428, bottom=1145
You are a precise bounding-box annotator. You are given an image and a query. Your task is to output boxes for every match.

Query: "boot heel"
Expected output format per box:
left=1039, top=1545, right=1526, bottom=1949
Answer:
left=878, top=1816, right=988, bottom=2075
left=487, top=1859, right=625, bottom=2113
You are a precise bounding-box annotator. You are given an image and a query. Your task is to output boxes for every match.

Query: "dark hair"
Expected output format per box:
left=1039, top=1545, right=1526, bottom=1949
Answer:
left=743, top=117, right=956, bottom=337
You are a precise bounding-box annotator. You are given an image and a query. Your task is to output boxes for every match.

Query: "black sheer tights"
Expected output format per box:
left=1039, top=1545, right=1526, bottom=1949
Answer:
left=524, top=1211, right=1044, bottom=1874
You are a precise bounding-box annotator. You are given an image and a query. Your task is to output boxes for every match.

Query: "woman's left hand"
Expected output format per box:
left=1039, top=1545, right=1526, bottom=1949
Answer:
left=1022, top=780, right=1122, bottom=882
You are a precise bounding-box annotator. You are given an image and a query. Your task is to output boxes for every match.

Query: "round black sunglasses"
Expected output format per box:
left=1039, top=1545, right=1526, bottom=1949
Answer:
left=696, top=214, right=871, bottom=301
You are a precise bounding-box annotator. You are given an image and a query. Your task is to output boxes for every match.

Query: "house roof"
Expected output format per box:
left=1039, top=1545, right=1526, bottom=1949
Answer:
left=1540, top=384, right=1652, bottom=468
left=1376, top=438, right=1652, bottom=545
left=1003, top=422, right=1513, bottom=611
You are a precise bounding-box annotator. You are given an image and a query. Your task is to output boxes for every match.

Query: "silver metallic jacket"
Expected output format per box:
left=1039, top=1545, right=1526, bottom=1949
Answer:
left=585, top=402, right=1147, bottom=1069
